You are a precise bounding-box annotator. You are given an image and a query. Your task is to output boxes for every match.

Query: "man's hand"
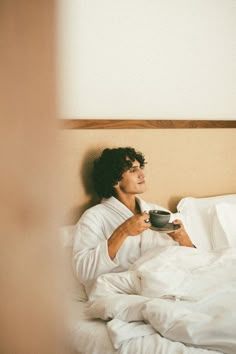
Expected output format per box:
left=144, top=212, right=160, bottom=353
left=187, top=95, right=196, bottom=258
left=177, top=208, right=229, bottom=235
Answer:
left=108, top=212, right=151, bottom=259
left=120, top=211, right=151, bottom=236
left=167, top=219, right=194, bottom=247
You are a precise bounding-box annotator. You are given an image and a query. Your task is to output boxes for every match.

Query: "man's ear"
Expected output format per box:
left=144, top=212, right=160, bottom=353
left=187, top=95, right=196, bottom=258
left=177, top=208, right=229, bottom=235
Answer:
left=113, top=181, right=119, bottom=190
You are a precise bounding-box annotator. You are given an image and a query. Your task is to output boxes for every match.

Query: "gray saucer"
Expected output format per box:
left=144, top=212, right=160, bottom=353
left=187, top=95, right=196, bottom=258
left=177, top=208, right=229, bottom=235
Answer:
left=151, top=223, right=181, bottom=233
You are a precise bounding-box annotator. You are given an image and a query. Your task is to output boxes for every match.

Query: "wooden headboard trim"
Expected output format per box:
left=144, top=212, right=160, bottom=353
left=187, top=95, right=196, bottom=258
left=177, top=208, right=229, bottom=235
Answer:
left=60, top=119, right=236, bottom=129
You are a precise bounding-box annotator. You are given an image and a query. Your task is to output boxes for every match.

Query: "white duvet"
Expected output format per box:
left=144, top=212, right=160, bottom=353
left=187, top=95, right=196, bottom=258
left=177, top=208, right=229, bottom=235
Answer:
left=86, top=246, right=236, bottom=354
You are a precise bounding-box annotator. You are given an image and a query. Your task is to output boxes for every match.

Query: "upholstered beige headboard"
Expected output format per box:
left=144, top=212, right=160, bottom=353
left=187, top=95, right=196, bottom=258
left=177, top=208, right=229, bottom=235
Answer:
left=60, top=120, right=236, bottom=224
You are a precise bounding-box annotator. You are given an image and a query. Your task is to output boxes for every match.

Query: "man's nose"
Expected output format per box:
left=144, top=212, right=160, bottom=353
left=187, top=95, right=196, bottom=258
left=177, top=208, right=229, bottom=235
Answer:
left=138, top=169, right=145, bottom=178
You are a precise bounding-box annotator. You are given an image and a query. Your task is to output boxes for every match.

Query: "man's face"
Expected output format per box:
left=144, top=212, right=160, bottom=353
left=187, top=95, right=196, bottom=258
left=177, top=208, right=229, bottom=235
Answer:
left=114, top=159, right=146, bottom=195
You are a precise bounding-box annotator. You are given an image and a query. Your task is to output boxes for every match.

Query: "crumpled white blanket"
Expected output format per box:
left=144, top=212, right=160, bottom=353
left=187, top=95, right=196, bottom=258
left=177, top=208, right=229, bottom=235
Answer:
left=86, top=246, right=236, bottom=354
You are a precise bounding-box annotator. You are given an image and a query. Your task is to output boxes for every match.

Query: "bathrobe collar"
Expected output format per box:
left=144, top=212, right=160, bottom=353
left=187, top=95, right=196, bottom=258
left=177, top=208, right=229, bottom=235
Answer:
left=101, top=196, right=150, bottom=219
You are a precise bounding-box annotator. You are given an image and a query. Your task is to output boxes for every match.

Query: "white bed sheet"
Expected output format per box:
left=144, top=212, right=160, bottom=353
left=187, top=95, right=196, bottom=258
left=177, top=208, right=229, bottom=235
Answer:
left=68, top=300, right=116, bottom=354
left=84, top=245, right=236, bottom=354
left=68, top=299, right=221, bottom=354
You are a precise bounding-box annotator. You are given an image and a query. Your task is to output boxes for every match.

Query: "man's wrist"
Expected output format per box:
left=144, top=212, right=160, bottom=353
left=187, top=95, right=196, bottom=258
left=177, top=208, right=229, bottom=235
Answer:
left=108, top=226, right=128, bottom=259
left=177, top=235, right=195, bottom=248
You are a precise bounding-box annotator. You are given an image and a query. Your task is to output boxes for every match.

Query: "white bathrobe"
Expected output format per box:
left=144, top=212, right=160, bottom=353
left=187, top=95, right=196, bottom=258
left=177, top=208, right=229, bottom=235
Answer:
left=72, top=196, right=178, bottom=293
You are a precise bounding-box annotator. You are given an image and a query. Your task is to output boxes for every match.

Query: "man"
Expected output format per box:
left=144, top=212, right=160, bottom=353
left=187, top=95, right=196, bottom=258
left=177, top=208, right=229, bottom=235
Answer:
left=72, top=147, right=194, bottom=293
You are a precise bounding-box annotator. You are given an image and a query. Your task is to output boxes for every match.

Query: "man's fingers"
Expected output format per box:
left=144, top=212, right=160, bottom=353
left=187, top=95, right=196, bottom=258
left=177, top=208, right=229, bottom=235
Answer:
left=144, top=218, right=151, bottom=224
left=141, top=211, right=149, bottom=221
left=142, top=210, right=149, bottom=216
left=173, top=219, right=183, bottom=227
left=173, top=219, right=181, bottom=223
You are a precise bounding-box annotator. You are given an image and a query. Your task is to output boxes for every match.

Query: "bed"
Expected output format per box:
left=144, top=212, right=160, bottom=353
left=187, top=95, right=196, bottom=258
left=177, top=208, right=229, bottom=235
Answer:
left=60, top=120, right=236, bottom=354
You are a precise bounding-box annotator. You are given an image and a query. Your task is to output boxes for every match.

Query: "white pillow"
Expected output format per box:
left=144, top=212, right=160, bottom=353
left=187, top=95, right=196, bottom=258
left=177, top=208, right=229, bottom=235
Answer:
left=60, top=225, right=88, bottom=302
left=177, top=194, right=236, bottom=250
left=209, top=202, right=236, bottom=250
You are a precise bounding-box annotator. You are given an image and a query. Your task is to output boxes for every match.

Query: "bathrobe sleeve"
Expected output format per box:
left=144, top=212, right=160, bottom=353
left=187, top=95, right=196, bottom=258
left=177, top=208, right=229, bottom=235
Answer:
left=72, top=208, right=120, bottom=286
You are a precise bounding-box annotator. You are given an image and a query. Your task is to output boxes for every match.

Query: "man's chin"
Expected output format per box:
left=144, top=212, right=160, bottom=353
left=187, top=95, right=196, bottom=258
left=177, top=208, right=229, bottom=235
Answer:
left=137, top=184, right=146, bottom=193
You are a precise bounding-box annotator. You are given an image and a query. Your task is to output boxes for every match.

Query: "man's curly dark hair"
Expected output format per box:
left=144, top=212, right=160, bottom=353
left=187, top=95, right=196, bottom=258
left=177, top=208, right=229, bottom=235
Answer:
left=92, top=147, right=146, bottom=198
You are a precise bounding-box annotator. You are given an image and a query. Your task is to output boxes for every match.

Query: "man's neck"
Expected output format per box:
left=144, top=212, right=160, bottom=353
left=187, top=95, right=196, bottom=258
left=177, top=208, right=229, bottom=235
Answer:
left=116, top=194, right=140, bottom=215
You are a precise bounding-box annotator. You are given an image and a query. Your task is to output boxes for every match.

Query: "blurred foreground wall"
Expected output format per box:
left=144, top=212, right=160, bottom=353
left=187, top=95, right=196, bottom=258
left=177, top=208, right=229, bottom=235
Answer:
left=0, top=2, right=68, bottom=353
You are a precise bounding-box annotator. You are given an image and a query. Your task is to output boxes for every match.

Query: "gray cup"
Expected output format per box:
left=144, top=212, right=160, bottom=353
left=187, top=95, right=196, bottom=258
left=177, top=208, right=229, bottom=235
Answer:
left=149, top=210, right=171, bottom=228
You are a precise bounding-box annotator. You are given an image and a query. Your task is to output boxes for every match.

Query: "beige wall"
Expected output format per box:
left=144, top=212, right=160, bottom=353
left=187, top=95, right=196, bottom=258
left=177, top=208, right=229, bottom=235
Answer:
left=61, top=128, right=236, bottom=224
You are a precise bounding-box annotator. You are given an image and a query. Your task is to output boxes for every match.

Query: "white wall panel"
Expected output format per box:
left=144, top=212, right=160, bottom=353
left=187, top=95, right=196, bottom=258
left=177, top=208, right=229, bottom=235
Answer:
left=58, top=0, right=236, bottom=119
